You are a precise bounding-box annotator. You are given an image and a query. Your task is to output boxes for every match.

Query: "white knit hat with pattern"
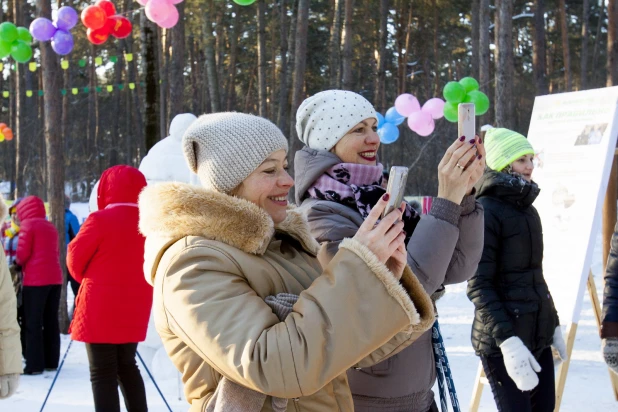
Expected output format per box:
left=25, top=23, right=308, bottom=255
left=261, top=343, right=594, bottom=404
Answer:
left=182, top=112, right=288, bottom=193
left=296, top=90, right=377, bottom=151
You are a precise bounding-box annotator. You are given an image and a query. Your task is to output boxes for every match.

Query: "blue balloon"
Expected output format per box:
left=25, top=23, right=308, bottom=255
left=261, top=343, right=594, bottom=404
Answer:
left=385, top=107, right=405, bottom=126
left=376, top=112, right=385, bottom=128
left=378, top=123, right=400, bottom=144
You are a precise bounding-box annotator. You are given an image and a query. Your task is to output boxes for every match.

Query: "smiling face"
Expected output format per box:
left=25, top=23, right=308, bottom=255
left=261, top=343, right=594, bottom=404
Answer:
left=509, top=153, right=535, bottom=182
left=233, top=149, right=293, bottom=224
left=331, top=118, right=380, bottom=165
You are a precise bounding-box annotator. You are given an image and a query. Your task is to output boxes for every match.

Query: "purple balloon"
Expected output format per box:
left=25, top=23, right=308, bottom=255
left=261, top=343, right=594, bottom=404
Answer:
left=51, top=30, right=73, bottom=55
left=30, top=18, right=56, bottom=42
left=56, top=6, right=78, bottom=31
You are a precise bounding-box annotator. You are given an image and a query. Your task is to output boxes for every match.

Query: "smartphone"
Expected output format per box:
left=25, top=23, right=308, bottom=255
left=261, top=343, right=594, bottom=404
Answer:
left=382, top=166, right=409, bottom=218
left=458, top=103, right=476, bottom=168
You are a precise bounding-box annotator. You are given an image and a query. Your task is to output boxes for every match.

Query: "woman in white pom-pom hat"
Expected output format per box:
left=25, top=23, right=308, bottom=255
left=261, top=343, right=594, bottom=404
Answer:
left=294, top=90, right=485, bottom=412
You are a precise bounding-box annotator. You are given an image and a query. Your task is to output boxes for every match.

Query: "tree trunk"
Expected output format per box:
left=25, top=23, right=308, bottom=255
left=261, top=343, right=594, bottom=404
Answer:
left=471, top=0, right=480, bottom=80
left=13, top=0, right=27, bottom=197
left=204, top=0, right=221, bottom=112
left=141, top=11, right=159, bottom=151
left=124, top=2, right=144, bottom=162
left=580, top=0, right=590, bottom=90
left=277, top=0, right=290, bottom=130
left=329, top=0, right=343, bottom=88
left=558, top=0, right=571, bottom=91
left=399, top=3, right=413, bottom=95
left=495, top=0, right=514, bottom=129
left=36, top=0, right=67, bottom=333
left=226, top=4, right=240, bottom=111
left=592, top=0, right=606, bottom=87
left=169, top=2, right=185, bottom=119
left=609, top=0, right=618, bottom=86
left=289, top=0, right=309, bottom=169
left=280, top=0, right=297, bottom=135
left=109, top=40, right=124, bottom=167
left=479, top=0, right=490, bottom=124
left=432, top=0, right=440, bottom=96
left=341, top=0, right=354, bottom=90
left=532, top=0, right=548, bottom=95
left=158, top=27, right=168, bottom=137
left=257, top=0, right=268, bottom=117
left=374, top=0, right=388, bottom=112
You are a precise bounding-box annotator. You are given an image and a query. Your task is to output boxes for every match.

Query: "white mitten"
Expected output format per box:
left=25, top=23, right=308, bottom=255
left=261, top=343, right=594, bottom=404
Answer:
left=499, top=336, right=541, bottom=391
left=0, top=373, right=20, bottom=399
left=602, top=338, right=618, bottom=375
left=551, top=326, right=568, bottom=366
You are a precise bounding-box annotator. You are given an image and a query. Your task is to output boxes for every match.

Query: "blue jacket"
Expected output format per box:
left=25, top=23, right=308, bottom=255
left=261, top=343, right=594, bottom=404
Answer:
left=65, top=209, right=80, bottom=249
left=603, top=221, right=618, bottom=338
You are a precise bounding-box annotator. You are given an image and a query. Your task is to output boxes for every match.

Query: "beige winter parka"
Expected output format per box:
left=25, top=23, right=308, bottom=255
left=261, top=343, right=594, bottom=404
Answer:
left=0, top=195, right=22, bottom=377
left=139, top=183, right=434, bottom=412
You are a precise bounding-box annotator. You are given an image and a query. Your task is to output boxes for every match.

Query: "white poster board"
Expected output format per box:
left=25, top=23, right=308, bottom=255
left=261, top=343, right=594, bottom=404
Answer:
left=527, top=86, right=618, bottom=325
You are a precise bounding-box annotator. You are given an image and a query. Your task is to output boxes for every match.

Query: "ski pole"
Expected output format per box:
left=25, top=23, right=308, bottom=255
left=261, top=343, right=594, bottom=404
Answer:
left=40, top=339, right=73, bottom=412
left=136, top=350, right=173, bottom=412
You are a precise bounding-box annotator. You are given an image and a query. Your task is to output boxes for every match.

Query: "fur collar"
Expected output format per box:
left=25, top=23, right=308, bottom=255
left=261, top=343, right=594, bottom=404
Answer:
left=139, top=182, right=319, bottom=256
left=0, top=193, right=7, bottom=222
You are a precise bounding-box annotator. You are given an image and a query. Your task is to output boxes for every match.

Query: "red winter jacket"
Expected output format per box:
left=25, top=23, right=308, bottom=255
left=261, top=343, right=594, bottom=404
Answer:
left=68, top=166, right=152, bottom=343
left=16, top=196, right=62, bottom=286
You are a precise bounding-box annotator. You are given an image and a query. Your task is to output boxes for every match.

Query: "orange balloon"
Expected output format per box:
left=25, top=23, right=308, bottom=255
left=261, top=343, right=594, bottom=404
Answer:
left=0, top=123, right=7, bottom=129
left=4, top=129, right=13, bottom=139
left=5, top=134, right=12, bottom=141
left=2, top=126, right=11, bottom=134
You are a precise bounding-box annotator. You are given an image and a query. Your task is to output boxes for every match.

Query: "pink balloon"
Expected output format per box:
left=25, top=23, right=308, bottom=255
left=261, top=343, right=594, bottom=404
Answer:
left=408, top=111, right=435, bottom=137
left=158, top=5, right=179, bottom=28
left=421, top=98, right=446, bottom=120
left=394, top=93, right=421, bottom=117
left=136, top=0, right=149, bottom=5
left=145, top=0, right=174, bottom=23
left=170, top=0, right=183, bottom=4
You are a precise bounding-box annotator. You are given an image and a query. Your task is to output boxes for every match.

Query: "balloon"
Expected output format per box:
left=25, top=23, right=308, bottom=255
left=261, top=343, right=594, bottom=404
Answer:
left=96, top=0, right=117, bottom=17
left=87, top=27, right=109, bottom=45
left=51, top=30, right=74, bottom=55
left=443, top=81, right=466, bottom=104
left=0, top=134, right=4, bottom=142
left=3, top=128, right=13, bottom=139
left=0, top=40, right=11, bottom=58
left=157, top=6, right=180, bottom=29
left=421, top=98, right=445, bottom=120
left=136, top=0, right=149, bottom=5
left=233, top=0, right=257, bottom=5
left=443, top=102, right=458, bottom=123
left=56, top=6, right=79, bottom=31
left=5, top=132, right=12, bottom=141
left=0, top=22, right=18, bottom=44
left=376, top=112, right=385, bottom=128
left=385, top=107, right=405, bottom=126
left=81, top=5, right=107, bottom=30
left=463, top=90, right=490, bottom=116
left=377, top=123, right=400, bottom=144
left=146, top=0, right=175, bottom=23
left=10, top=41, right=32, bottom=63
left=17, top=27, right=32, bottom=43
left=0, top=123, right=7, bottom=129
left=408, top=111, right=435, bottom=137
left=170, top=0, right=184, bottom=4
left=394, top=93, right=421, bottom=117
left=109, top=16, right=133, bottom=38
left=29, top=18, right=56, bottom=41
left=459, top=77, right=480, bottom=93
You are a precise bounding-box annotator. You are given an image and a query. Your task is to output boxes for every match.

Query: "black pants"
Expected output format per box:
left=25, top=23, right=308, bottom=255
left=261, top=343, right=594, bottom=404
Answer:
left=22, top=285, right=61, bottom=373
left=480, top=347, right=555, bottom=412
left=85, top=343, right=148, bottom=412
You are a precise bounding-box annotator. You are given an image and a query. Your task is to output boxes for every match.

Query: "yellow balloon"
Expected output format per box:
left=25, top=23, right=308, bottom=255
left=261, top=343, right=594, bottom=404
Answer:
left=0, top=134, right=5, bottom=142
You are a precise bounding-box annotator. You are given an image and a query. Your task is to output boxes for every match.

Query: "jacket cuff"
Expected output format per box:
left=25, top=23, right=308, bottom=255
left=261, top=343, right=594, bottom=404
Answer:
left=460, top=194, right=477, bottom=215
left=602, top=321, right=618, bottom=339
left=429, top=197, right=462, bottom=227
left=339, top=238, right=434, bottom=334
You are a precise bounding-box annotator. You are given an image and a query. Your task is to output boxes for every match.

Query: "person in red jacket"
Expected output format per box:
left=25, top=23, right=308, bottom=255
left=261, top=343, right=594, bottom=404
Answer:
left=67, top=165, right=152, bottom=412
left=15, top=196, right=63, bottom=375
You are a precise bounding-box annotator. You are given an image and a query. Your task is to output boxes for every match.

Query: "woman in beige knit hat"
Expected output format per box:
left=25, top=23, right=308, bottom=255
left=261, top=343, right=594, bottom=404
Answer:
left=294, top=90, right=486, bottom=412
left=138, top=112, right=435, bottom=412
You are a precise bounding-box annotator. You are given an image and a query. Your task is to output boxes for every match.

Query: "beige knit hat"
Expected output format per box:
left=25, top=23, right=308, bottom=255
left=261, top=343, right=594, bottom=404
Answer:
left=182, top=112, right=288, bottom=193
left=296, top=90, right=377, bottom=151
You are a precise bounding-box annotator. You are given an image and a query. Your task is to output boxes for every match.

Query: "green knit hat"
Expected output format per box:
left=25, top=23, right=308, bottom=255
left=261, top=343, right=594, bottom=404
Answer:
left=484, top=128, right=535, bottom=172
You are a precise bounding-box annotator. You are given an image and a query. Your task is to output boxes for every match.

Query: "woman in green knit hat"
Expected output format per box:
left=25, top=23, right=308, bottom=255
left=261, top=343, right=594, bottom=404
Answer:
left=466, top=128, right=566, bottom=411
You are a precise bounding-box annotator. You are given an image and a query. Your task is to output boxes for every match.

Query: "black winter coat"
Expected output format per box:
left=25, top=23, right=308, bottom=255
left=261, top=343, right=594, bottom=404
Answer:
left=602, top=222, right=618, bottom=338
left=467, top=171, right=560, bottom=357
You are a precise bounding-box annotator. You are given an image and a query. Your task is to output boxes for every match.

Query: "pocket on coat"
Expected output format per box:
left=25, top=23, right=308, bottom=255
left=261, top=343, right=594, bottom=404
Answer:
left=504, top=301, right=539, bottom=347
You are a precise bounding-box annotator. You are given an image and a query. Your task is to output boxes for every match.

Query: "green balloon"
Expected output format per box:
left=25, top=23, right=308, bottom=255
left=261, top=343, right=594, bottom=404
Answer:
left=0, top=40, right=11, bottom=59
left=443, top=101, right=458, bottom=123
left=443, top=81, right=466, bottom=104
left=464, top=90, right=490, bottom=116
left=17, top=27, right=32, bottom=43
left=233, top=0, right=256, bottom=5
left=459, top=77, right=480, bottom=93
left=11, top=40, right=32, bottom=63
left=0, top=22, right=18, bottom=44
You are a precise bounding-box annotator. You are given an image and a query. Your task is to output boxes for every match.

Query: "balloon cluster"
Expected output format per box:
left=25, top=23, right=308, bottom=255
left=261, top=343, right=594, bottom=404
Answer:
left=0, top=22, right=32, bottom=63
left=82, top=0, right=132, bottom=45
left=138, top=0, right=183, bottom=29
left=442, top=77, right=490, bottom=122
left=0, top=123, right=14, bottom=142
left=30, top=6, right=78, bottom=55
left=233, top=0, right=257, bottom=5
left=376, top=94, right=446, bottom=144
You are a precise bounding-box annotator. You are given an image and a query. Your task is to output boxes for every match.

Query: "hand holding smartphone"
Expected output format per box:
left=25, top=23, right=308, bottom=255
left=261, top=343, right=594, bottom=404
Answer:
left=458, top=103, right=477, bottom=168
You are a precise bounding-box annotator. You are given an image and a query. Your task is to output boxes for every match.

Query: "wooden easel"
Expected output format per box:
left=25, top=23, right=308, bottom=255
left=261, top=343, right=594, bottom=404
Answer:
left=469, top=152, right=618, bottom=412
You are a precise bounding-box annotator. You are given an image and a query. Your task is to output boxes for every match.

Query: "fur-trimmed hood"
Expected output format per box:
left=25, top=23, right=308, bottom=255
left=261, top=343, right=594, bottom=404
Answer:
left=139, top=182, right=319, bottom=256
left=0, top=193, right=7, bottom=222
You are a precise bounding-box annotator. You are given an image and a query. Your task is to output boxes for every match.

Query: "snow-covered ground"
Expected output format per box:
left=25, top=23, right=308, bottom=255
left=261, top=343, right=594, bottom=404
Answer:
left=4, top=205, right=617, bottom=411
